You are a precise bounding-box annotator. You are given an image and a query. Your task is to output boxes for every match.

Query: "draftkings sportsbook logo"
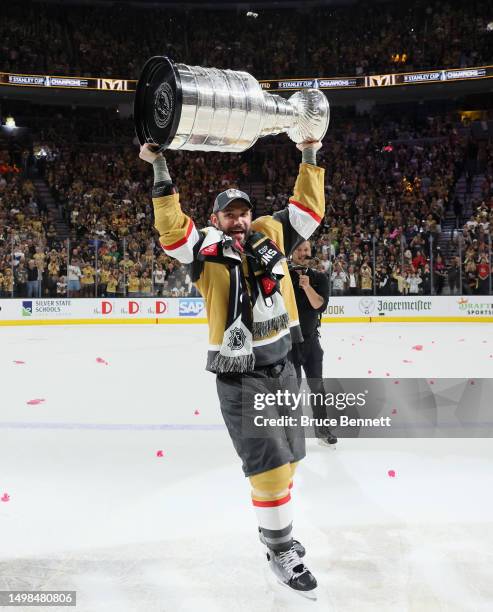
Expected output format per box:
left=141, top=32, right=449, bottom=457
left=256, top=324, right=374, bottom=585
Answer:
left=22, top=301, right=33, bottom=317
left=457, top=298, right=493, bottom=316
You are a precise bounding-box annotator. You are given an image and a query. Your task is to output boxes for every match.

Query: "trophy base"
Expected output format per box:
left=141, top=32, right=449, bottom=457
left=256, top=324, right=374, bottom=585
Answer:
left=134, top=56, right=183, bottom=152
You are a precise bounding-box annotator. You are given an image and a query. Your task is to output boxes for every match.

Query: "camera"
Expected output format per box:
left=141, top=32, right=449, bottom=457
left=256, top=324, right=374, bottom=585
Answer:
left=288, top=263, right=308, bottom=275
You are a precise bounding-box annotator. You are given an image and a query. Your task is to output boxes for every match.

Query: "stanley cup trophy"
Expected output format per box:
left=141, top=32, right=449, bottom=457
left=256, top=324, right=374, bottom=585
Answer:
left=134, top=56, right=330, bottom=152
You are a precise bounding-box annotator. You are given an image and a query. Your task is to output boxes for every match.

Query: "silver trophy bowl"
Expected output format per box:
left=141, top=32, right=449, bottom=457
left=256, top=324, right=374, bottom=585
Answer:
left=134, top=57, right=330, bottom=152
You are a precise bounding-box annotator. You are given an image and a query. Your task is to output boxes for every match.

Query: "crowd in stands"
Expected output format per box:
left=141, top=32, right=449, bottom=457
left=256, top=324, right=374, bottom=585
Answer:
left=261, top=113, right=493, bottom=296
left=1, top=0, right=492, bottom=81
left=0, top=160, right=52, bottom=298
left=1, top=103, right=492, bottom=299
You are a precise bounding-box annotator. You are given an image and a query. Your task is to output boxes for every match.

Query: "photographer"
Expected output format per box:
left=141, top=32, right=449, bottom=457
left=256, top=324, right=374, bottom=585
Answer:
left=289, top=240, right=337, bottom=448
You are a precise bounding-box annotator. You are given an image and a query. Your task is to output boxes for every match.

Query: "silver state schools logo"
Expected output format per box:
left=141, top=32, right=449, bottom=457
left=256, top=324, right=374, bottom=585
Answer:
left=227, top=327, right=246, bottom=351
left=154, top=82, right=174, bottom=129
left=226, top=189, right=242, bottom=199
left=359, top=297, right=376, bottom=315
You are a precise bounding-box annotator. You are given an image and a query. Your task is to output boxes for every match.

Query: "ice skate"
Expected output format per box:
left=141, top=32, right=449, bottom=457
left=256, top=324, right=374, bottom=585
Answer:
left=266, top=543, right=317, bottom=600
left=258, top=527, right=306, bottom=557
left=316, top=427, right=338, bottom=449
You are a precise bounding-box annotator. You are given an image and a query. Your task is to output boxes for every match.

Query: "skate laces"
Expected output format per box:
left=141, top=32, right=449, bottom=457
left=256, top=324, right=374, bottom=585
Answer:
left=277, top=547, right=306, bottom=576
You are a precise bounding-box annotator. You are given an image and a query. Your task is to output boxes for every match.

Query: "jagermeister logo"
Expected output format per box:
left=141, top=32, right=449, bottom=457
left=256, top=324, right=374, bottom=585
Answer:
left=228, top=327, right=246, bottom=351
left=154, top=82, right=174, bottom=128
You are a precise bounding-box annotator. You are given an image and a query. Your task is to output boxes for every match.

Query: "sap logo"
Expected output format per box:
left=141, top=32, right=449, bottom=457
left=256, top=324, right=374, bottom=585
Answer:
left=179, top=299, right=205, bottom=317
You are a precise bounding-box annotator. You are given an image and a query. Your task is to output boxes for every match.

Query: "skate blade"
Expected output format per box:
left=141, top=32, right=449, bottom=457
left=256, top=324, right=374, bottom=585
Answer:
left=276, top=579, right=318, bottom=601
left=317, top=439, right=337, bottom=449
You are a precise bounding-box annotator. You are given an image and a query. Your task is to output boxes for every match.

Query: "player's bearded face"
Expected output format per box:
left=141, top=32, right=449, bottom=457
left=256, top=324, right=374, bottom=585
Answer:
left=212, top=202, right=252, bottom=246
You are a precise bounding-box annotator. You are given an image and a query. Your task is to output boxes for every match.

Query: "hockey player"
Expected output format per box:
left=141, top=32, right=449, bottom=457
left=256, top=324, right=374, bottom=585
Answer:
left=139, top=139, right=325, bottom=598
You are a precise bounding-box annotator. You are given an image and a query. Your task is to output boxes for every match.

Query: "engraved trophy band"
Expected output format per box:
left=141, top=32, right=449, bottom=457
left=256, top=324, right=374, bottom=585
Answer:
left=134, top=56, right=330, bottom=153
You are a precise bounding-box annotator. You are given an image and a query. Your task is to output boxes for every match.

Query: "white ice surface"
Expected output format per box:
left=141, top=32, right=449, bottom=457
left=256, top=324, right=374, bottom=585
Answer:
left=1, top=323, right=493, bottom=612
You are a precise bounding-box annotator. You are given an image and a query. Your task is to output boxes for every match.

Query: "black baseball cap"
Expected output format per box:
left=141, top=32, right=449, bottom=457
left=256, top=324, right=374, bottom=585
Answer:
left=213, top=189, right=252, bottom=213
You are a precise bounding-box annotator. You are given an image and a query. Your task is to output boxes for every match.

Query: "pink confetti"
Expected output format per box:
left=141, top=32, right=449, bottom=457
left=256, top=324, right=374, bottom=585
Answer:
left=1, top=493, right=10, bottom=502
left=388, top=470, right=396, bottom=478
left=367, top=370, right=373, bottom=375
left=26, top=399, right=45, bottom=405
left=402, top=359, right=413, bottom=364
left=352, top=343, right=355, bottom=346
left=156, top=450, right=164, bottom=457
left=96, top=357, right=109, bottom=366
left=194, top=410, right=200, bottom=416
left=13, top=360, right=25, bottom=365
left=470, top=380, right=475, bottom=385
left=385, top=372, right=390, bottom=377
left=489, top=355, right=493, bottom=359
left=391, top=409, right=397, bottom=414
left=394, top=381, right=400, bottom=385
left=337, top=356, right=342, bottom=361
left=431, top=341, right=435, bottom=344
left=429, top=380, right=435, bottom=385
left=412, top=345, right=423, bottom=351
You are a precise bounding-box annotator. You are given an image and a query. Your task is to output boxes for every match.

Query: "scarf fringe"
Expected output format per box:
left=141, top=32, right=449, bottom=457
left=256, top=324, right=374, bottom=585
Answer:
left=211, top=352, right=256, bottom=374
left=252, top=313, right=290, bottom=340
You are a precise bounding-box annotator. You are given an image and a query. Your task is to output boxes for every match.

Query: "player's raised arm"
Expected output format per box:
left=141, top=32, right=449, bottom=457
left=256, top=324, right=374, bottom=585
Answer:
left=139, top=143, right=200, bottom=264
left=272, top=140, right=325, bottom=256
